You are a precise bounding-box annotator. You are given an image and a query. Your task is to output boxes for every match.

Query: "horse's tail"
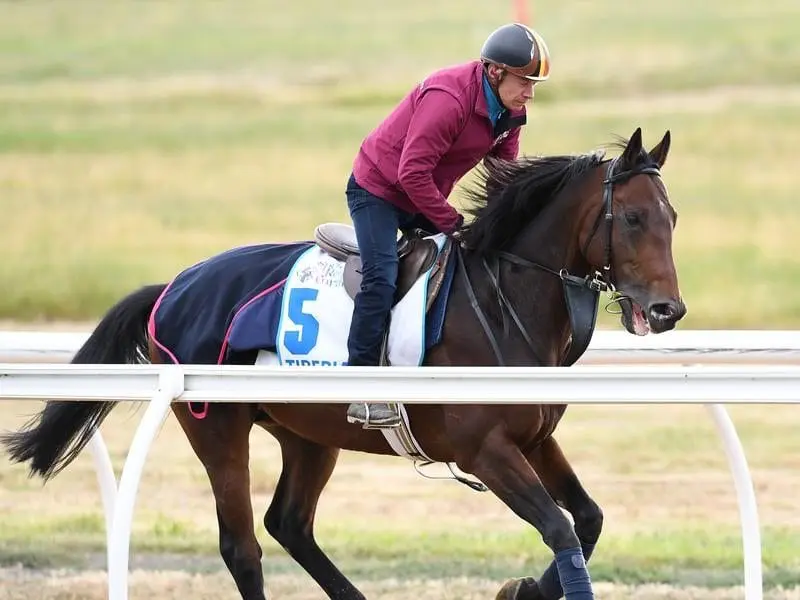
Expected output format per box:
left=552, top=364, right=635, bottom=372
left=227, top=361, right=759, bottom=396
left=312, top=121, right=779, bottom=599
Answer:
left=1, top=283, right=167, bottom=481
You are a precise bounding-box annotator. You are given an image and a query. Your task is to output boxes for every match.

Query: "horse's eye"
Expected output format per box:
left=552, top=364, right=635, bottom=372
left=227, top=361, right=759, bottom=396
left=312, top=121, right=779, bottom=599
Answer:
left=625, top=211, right=643, bottom=227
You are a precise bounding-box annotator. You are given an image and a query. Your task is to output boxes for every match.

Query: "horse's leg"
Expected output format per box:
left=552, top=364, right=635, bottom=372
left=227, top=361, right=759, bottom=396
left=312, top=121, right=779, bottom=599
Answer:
left=459, top=431, right=594, bottom=600
left=174, top=404, right=266, bottom=600
left=495, top=437, right=603, bottom=600
left=263, top=426, right=365, bottom=600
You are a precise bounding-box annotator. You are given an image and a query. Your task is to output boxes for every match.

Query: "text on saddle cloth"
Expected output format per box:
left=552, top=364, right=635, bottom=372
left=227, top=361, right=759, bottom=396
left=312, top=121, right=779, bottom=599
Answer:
left=275, top=234, right=448, bottom=368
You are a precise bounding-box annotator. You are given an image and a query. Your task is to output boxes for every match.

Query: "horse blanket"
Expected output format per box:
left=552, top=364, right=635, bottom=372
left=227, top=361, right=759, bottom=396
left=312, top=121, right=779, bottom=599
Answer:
left=148, top=239, right=456, bottom=369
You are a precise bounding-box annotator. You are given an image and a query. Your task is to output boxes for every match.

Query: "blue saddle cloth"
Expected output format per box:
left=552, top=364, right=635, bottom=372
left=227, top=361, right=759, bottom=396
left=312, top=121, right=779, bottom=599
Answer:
left=150, top=241, right=457, bottom=366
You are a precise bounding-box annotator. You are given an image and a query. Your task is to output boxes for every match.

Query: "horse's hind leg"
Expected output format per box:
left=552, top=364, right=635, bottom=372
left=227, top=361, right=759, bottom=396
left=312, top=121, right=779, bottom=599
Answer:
left=174, top=404, right=266, bottom=600
left=262, top=425, right=365, bottom=600
left=495, top=436, right=603, bottom=600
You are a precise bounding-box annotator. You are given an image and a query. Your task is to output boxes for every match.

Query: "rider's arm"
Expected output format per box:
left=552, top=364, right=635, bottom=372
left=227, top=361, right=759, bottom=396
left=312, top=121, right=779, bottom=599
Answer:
left=397, top=90, right=464, bottom=235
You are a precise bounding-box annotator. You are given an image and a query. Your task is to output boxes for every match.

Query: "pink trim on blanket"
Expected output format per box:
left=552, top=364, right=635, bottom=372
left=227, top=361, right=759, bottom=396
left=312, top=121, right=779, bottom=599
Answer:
left=147, top=276, right=209, bottom=419
left=216, top=278, right=287, bottom=364
left=147, top=275, right=288, bottom=421
left=147, top=280, right=180, bottom=365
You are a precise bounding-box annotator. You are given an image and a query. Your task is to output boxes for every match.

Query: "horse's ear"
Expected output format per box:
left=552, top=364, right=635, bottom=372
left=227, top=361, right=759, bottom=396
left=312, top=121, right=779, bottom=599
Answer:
left=648, top=130, right=671, bottom=168
left=619, top=127, right=643, bottom=168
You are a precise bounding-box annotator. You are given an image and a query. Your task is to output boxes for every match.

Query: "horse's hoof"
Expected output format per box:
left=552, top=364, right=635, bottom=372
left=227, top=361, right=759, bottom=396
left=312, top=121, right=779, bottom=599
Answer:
left=495, top=579, right=522, bottom=600
left=495, top=577, right=544, bottom=600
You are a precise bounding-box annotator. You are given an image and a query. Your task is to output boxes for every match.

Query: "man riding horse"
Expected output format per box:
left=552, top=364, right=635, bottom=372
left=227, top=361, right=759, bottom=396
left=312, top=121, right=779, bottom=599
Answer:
left=345, top=23, right=552, bottom=427
left=3, top=16, right=687, bottom=600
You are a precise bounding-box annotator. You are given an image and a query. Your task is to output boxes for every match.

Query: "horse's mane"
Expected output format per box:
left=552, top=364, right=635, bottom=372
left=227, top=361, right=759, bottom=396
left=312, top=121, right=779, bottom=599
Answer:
left=458, top=151, right=604, bottom=255
left=458, top=136, right=657, bottom=256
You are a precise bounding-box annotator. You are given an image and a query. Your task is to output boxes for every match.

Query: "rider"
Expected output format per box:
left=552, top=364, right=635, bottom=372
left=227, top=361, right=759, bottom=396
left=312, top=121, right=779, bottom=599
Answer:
left=345, top=23, right=552, bottom=427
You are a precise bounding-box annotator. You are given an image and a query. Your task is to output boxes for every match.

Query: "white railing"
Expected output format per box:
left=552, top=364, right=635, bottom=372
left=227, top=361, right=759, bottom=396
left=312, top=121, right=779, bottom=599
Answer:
left=3, top=330, right=798, bottom=600
left=3, top=329, right=800, bottom=364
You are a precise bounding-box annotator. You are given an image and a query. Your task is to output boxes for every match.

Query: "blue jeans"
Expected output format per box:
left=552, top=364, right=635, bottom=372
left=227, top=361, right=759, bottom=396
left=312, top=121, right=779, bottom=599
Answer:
left=345, top=174, right=435, bottom=366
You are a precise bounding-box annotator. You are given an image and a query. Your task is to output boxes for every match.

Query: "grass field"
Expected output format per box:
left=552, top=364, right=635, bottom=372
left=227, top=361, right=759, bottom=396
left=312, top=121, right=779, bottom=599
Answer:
left=2, top=1, right=800, bottom=597
left=2, top=400, right=800, bottom=596
left=1, top=0, right=799, bottom=325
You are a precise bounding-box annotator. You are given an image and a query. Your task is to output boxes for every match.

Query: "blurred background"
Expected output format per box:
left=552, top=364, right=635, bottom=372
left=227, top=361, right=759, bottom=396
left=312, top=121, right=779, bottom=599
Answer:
left=1, top=0, right=798, bottom=327
left=1, top=1, right=799, bottom=599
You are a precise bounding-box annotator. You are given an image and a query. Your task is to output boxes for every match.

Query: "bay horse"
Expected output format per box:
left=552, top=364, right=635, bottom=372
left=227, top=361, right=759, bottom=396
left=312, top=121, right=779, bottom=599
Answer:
left=3, top=128, right=685, bottom=600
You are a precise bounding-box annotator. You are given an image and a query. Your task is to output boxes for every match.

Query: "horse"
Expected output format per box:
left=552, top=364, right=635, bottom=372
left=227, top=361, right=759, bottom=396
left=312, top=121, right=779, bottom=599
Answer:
left=3, top=127, right=686, bottom=600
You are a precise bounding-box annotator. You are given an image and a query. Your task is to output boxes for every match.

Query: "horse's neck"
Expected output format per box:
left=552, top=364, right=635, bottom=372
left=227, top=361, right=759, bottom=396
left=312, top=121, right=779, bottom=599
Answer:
left=513, top=188, right=593, bottom=277
left=489, top=191, right=591, bottom=364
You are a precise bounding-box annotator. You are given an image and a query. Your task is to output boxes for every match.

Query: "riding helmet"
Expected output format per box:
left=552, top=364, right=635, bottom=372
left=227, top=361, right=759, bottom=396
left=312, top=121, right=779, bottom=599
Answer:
left=480, top=23, right=551, bottom=81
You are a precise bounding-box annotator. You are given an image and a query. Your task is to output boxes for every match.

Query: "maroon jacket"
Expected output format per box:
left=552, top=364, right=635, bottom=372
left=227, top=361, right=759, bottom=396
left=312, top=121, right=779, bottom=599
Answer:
left=352, top=61, right=526, bottom=234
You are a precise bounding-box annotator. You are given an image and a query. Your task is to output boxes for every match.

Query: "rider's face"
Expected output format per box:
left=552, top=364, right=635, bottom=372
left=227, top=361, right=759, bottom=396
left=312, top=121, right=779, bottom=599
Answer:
left=496, top=72, right=535, bottom=111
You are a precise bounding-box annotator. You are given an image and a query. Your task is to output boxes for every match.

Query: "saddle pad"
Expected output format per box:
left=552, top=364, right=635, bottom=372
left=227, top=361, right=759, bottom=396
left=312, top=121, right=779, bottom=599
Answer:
left=275, top=234, right=447, bottom=367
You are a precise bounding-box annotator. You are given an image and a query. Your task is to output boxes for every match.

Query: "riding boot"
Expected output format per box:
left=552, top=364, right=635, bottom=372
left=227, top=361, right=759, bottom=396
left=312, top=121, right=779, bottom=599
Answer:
left=346, top=330, right=401, bottom=428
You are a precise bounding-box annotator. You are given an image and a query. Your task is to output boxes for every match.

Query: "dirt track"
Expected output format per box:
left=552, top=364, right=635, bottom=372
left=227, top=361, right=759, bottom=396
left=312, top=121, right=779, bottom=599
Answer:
left=2, top=565, right=799, bottom=600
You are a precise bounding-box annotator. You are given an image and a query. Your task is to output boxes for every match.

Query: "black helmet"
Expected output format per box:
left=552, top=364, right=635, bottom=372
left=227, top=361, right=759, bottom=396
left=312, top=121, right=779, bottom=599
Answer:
left=480, top=23, right=551, bottom=81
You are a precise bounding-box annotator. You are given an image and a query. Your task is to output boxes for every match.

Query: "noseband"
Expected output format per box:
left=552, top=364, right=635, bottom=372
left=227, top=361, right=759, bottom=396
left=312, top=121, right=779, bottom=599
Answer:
left=457, top=156, right=662, bottom=367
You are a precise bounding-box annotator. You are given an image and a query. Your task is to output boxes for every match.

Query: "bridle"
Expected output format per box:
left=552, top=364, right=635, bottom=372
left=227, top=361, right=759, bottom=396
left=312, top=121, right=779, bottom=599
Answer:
left=457, top=156, right=662, bottom=367
left=582, top=155, right=662, bottom=289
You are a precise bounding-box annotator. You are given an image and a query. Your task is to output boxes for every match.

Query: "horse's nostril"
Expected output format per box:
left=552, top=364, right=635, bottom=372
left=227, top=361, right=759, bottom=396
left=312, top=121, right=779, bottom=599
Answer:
left=649, top=302, right=677, bottom=322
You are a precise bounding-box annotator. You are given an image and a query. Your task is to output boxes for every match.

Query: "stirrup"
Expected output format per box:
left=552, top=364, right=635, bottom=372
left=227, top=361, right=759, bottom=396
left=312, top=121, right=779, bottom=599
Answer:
left=346, top=403, right=401, bottom=429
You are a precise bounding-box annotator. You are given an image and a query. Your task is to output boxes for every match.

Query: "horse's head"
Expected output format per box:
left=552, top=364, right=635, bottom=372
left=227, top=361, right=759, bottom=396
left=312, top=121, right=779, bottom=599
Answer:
left=581, top=128, right=686, bottom=335
left=458, top=129, right=686, bottom=340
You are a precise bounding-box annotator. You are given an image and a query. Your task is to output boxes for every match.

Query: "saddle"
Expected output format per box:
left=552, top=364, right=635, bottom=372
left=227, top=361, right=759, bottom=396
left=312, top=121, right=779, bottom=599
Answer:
left=314, top=222, right=453, bottom=312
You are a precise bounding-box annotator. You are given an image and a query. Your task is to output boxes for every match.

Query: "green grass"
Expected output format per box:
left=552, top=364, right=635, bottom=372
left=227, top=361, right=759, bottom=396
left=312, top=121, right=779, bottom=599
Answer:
left=2, top=90, right=799, bottom=325
left=2, top=402, right=799, bottom=588
left=1, top=0, right=799, bottom=324
left=1, top=0, right=797, bottom=95
left=1, top=5, right=799, bottom=589
left=2, top=521, right=798, bottom=588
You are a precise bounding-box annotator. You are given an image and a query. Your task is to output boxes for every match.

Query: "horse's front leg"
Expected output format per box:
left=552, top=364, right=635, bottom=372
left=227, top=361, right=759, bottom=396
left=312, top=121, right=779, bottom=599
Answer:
left=457, top=429, right=595, bottom=600
left=495, top=436, right=603, bottom=600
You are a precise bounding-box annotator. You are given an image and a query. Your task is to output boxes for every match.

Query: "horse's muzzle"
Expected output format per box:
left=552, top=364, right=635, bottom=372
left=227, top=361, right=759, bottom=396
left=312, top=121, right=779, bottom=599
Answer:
left=647, top=298, right=686, bottom=333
